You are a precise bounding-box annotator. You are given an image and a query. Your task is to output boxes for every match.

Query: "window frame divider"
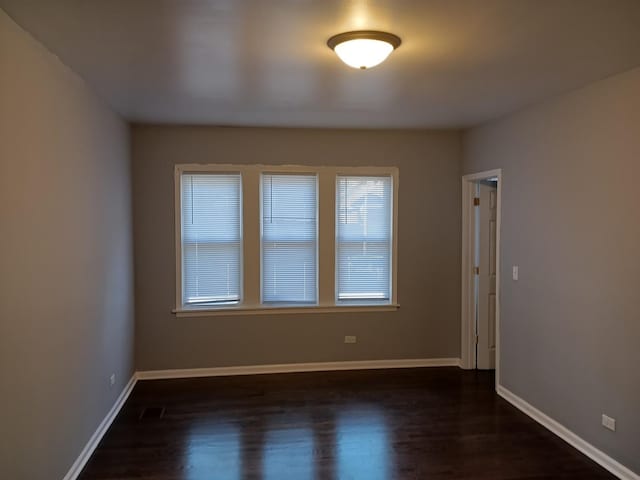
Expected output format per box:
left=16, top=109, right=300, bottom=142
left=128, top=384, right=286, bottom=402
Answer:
left=174, top=164, right=399, bottom=314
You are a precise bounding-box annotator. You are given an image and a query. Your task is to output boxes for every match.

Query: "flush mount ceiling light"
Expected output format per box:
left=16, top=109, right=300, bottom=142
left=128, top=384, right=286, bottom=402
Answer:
left=327, top=30, right=402, bottom=70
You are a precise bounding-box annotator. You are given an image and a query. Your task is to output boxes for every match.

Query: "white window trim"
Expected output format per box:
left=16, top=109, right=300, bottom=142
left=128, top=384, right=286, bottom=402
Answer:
left=174, top=164, right=399, bottom=316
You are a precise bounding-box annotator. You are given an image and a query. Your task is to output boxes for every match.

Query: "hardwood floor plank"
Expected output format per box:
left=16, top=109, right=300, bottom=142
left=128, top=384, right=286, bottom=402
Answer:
left=78, top=368, right=615, bottom=479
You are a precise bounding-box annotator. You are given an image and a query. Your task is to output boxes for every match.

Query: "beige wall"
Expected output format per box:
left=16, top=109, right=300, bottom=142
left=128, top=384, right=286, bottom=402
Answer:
left=132, top=126, right=462, bottom=370
left=463, top=67, right=640, bottom=474
left=0, top=10, right=134, bottom=480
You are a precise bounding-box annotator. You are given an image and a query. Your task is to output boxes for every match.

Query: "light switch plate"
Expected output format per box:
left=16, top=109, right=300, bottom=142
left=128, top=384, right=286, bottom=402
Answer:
left=602, top=414, right=616, bottom=431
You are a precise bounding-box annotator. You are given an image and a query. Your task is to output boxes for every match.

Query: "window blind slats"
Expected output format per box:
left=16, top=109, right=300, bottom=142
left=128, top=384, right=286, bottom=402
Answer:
left=262, top=174, right=317, bottom=304
left=336, top=176, right=392, bottom=302
left=181, top=173, right=242, bottom=305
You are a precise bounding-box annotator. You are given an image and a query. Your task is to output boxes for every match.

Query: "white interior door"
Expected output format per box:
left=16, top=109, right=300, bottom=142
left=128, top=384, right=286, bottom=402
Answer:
left=476, top=181, right=497, bottom=370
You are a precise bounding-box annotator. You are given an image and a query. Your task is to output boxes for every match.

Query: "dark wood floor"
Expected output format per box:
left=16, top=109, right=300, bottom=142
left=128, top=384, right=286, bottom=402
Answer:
left=79, top=368, right=614, bottom=479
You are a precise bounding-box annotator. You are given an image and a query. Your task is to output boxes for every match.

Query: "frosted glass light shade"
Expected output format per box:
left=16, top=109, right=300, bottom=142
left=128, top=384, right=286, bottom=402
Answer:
left=334, top=39, right=394, bottom=69
left=328, top=31, right=401, bottom=70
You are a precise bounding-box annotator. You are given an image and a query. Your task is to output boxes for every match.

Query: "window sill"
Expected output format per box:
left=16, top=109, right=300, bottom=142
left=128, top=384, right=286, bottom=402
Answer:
left=172, top=304, right=400, bottom=318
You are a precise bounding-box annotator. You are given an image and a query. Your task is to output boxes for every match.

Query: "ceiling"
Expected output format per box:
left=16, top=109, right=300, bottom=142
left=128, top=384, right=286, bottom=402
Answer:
left=2, top=0, right=640, bottom=128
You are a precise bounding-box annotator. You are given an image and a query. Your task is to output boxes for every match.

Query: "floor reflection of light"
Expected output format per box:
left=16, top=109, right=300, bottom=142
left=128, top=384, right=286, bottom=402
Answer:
left=337, top=407, right=391, bottom=480
left=184, top=421, right=241, bottom=480
left=263, top=426, right=315, bottom=480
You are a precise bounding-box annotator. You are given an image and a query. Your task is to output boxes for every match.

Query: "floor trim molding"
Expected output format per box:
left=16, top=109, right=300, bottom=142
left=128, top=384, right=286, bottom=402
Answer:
left=136, top=357, right=461, bottom=380
left=497, top=385, right=639, bottom=480
left=63, top=359, right=458, bottom=479
left=63, top=374, right=137, bottom=480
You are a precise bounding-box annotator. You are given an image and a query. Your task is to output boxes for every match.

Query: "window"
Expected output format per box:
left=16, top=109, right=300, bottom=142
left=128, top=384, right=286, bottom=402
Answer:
left=180, top=173, right=242, bottom=306
left=175, top=165, right=397, bottom=315
left=336, top=176, right=392, bottom=303
left=261, top=174, right=318, bottom=304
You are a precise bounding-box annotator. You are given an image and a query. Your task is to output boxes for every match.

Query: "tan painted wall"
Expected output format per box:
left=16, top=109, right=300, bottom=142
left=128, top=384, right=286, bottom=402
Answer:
left=0, top=10, right=134, bottom=479
left=463, top=67, right=640, bottom=474
left=132, top=126, right=462, bottom=370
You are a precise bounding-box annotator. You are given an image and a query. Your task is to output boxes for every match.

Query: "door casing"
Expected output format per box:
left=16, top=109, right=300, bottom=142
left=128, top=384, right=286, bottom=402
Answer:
left=460, top=169, right=502, bottom=389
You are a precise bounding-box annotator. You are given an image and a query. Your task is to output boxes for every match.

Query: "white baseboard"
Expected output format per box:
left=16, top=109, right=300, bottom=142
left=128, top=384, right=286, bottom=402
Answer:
left=63, top=375, right=137, bottom=480
left=62, top=359, right=458, bottom=479
left=497, top=385, right=639, bottom=480
left=62, top=366, right=638, bottom=480
left=136, top=357, right=460, bottom=380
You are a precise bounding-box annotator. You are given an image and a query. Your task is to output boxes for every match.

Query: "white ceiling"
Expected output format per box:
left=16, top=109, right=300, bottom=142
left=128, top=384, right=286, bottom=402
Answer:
left=2, top=0, right=640, bottom=128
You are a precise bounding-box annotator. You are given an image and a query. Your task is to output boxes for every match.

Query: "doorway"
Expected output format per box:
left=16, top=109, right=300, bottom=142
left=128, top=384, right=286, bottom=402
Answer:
left=461, top=170, right=502, bottom=387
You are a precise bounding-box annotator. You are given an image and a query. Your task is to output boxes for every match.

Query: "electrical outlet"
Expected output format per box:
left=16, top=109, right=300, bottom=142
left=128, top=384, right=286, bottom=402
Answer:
left=110, top=374, right=116, bottom=387
left=602, top=414, right=616, bottom=431
left=344, top=335, right=357, bottom=344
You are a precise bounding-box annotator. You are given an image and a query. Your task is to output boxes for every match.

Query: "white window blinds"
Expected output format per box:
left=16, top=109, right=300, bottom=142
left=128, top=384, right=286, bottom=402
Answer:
left=181, top=173, right=242, bottom=306
left=336, top=176, right=392, bottom=303
left=261, top=174, right=317, bottom=304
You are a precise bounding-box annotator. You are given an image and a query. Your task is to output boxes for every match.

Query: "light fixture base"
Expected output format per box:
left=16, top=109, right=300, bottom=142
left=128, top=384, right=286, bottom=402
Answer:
left=327, top=31, right=402, bottom=50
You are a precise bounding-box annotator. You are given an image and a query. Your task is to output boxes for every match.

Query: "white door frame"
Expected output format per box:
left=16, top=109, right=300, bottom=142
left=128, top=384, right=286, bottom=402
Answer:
left=460, top=169, right=502, bottom=388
